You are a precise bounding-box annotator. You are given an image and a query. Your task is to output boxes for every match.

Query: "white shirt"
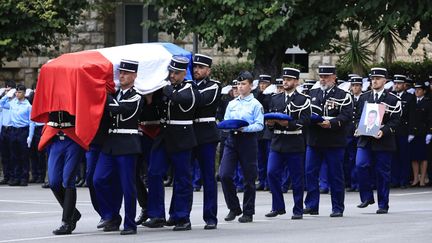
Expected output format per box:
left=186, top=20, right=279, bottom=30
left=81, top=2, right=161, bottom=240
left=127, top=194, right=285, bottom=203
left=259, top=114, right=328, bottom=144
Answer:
left=373, top=89, right=385, bottom=100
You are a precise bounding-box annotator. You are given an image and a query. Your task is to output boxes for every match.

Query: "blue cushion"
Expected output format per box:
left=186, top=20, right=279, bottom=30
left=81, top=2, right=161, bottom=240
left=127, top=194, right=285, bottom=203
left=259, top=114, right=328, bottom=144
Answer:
left=217, top=119, right=249, bottom=130
left=310, top=114, right=324, bottom=123
left=264, top=113, right=293, bottom=121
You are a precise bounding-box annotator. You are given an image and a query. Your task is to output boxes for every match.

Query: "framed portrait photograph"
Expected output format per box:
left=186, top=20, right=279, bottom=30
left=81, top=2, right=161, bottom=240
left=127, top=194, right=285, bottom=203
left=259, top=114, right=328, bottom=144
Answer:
left=357, top=103, right=386, bottom=137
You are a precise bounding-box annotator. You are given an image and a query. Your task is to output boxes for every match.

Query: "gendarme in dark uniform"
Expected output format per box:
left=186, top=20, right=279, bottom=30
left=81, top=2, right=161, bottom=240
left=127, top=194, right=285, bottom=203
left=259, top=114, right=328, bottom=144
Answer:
left=144, top=56, right=200, bottom=231
left=304, top=65, right=353, bottom=217
left=355, top=67, right=401, bottom=214
left=265, top=68, right=310, bottom=220
left=391, top=75, right=415, bottom=188
left=192, top=54, right=221, bottom=229
left=93, top=59, right=143, bottom=235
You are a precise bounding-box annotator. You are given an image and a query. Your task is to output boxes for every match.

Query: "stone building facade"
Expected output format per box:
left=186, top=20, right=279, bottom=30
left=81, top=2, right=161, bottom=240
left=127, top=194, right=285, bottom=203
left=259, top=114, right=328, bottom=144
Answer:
left=1, top=2, right=432, bottom=87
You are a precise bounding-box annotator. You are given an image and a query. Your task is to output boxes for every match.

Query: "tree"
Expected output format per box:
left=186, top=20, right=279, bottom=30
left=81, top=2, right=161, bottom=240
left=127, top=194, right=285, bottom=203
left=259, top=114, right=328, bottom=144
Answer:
left=0, top=0, right=89, bottom=64
left=338, top=28, right=373, bottom=76
left=143, top=0, right=347, bottom=78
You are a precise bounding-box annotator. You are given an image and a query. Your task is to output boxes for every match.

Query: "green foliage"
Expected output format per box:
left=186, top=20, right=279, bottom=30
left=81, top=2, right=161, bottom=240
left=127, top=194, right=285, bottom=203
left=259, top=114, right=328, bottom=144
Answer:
left=0, top=0, right=89, bottom=64
left=338, top=28, right=373, bottom=76
left=211, top=61, right=253, bottom=85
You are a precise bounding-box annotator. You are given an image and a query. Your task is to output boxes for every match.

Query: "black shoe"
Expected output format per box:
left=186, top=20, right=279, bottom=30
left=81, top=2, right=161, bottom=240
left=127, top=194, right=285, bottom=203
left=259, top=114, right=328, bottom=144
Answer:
left=52, top=222, right=72, bottom=235
left=173, top=222, right=191, bottom=231
left=238, top=215, right=253, bottom=223
left=71, top=210, right=81, bottom=231
left=0, top=179, right=8, bottom=185
left=8, top=179, right=19, bottom=186
left=319, top=188, right=329, bottom=194
left=256, top=184, right=265, bottom=191
left=330, top=212, right=343, bottom=217
left=193, top=187, right=201, bottom=192
left=19, top=180, right=28, bottom=186
left=35, top=178, right=45, bottom=184
left=75, top=179, right=85, bottom=187
left=103, top=217, right=121, bottom=232
left=281, top=187, right=288, bottom=193
left=376, top=208, right=388, bottom=214
left=224, top=210, right=242, bottom=221
left=357, top=200, right=375, bottom=208
left=265, top=210, right=286, bottom=217
left=291, top=214, right=303, bottom=220
left=142, top=218, right=166, bottom=228
left=41, top=182, right=50, bottom=188
left=135, top=209, right=148, bottom=225
left=204, top=223, right=217, bottom=230
left=303, top=208, right=319, bottom=215
left=120, top=229, right=137, bottom=235
left=165, top=217, right=176, bottom=226
left=97, top=219, right=107, bottom=229
left=164, top=177, right=173, bottom=187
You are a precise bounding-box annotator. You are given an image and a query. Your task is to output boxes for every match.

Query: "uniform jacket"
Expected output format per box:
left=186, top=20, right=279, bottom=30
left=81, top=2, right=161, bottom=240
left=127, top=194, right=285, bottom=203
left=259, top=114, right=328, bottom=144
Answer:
left=268, top=91, right=311, bottom=153
left=102, top=87, right=143, bottom=155
left=393, top=91, right=416, bottom=136
left=410, top=97, right=432, bottom=136
left=193, top=77, right=221, bottom=145
left=153, top=80, right=200, bottom=153
left=307, top=86, right=353, bottom=147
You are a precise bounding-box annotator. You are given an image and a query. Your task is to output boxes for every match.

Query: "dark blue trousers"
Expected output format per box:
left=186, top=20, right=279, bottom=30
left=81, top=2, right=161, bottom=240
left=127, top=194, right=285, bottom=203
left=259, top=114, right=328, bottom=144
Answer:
left=281, top=162, right=291, bottom=192
left=194, top=142, right=218, bottom=224
left=356, top=147, right=392, bottom=210
left=94, top=153, right=136, bottom=230
left=305, top=146, right=345, bottom=213
left=391, top=135, right=410, bottom=187
left=30, top=126, right=46, bottom=181
left=0, top=126, right=12, bottom=181
left=257, top=139, right=270, bottom=188
left=191, top=159, right=202, bottom=189
left=219, top=132, right=258, bottom=215
left=234, top=162, right=244, bottom=190
left=85, top=144, right=102, bottom=217
left=48, top=137, right=84, bottom=190
left=345, top=136, right=358, bottom=189
left=10, top=127, right=30, bottom=182
left=268, top=150, right=304, bottom=215
left=147, top=145, right=192, bottom=221
left=319, top=160, right=328, bottom=190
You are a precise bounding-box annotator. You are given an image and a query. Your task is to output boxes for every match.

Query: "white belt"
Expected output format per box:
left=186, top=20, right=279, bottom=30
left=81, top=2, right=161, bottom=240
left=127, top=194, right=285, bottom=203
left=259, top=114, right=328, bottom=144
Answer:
left=322, top=116, right=336, bottom=120
left=274, top=130, right=302, bottom=135
left=194, top=117, right=216, bottom=123
left=47, top=121, right=74, bottom=128
left=161, top=120, right=193, bottom=125
left=140, top=120, right=160, bottom=125
left=109, top=129, right=139, bottom=134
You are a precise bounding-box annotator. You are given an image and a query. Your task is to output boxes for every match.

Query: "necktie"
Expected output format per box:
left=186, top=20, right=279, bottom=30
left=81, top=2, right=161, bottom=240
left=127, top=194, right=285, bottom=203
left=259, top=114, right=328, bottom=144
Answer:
left=323, top=90, right=328, bottom=99
left=417, top=98, right=420, bottom=104
left=374, top=93, right=379, bottom=103
left=118, top=91, right=124, bottom=101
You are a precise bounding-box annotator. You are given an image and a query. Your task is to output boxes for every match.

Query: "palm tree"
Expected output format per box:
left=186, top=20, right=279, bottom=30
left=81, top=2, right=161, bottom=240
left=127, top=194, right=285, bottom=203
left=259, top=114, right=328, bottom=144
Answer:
left=339, top=28, right=373, bottom=76
left=367, top=22, right=405, bottom=64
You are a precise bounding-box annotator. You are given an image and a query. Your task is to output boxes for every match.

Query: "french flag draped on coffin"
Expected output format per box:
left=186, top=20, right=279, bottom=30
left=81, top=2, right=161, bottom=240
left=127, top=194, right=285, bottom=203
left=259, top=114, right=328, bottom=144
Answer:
left=31, top=42, right=193, bottom=150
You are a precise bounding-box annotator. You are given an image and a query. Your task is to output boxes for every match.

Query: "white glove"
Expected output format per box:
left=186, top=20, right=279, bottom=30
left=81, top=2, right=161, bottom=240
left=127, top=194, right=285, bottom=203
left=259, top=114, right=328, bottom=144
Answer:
left=6, top=88, right=16, bottom=98
left=26, top=137, right=32, bottom=148
left=408, top=135, right=415, bottom=143
left=426, top=134, right=432, bottom=144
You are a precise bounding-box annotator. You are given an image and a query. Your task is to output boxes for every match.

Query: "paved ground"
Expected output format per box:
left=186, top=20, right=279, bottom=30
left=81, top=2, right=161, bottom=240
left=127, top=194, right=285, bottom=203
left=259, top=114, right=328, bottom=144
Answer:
left=0, top=184, right=431, bottom=243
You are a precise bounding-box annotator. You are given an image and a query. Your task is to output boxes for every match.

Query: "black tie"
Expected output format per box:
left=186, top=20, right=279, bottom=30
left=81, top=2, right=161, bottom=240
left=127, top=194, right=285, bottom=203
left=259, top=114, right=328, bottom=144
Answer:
left=285, top=94, right=289, bottom=103
left=374, top=93, right=379, bottom=103
left=118, top=91, right=124, bottom=101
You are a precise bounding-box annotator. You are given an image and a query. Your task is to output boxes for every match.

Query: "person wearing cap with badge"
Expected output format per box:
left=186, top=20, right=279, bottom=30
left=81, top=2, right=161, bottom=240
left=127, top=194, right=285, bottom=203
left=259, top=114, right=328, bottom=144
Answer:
left=354, top=67, right=401, bottom=214
left=219, top=71, right=264, bottom=223
left=409, top=81, right=432, bottom=187
left=191, top=53, right=221, bottom=229
left=390, top=75, right=416, bottom=189
left=143, top=56, right=199, bottom=231
left=255, top=74, right=272, bottom=191
left=265, top=67, right=310, bottom=219
left=304, top=65, right=352, bottom=217
left=93, top=59, right=143, bottom=235
left=345, top=75, right=363, bottom=192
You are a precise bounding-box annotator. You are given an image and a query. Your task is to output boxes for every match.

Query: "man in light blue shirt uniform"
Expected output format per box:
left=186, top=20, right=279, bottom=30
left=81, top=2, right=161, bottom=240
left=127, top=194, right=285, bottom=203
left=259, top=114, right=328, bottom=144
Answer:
left=0, top=81, right=16, bottom=185
left=219, top=71, right=264, bottom=223
left=0, top=84, right=35, bottom=186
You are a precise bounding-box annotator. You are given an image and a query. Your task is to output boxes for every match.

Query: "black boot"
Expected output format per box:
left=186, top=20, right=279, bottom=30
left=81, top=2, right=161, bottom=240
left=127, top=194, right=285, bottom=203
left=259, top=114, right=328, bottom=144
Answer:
left=63, top=188, right=80, bottom=232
